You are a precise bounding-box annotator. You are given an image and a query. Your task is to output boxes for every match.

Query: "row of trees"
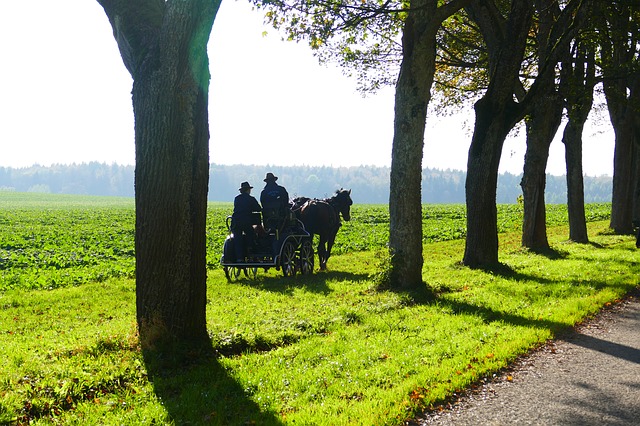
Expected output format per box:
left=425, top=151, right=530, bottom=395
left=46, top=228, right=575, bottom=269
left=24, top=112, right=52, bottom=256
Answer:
left=0, top=163, right=135, bottom=197
left=256, top=0, right=638, bottom=281
left=93, top=0, right=638, bottom=349
left=0, top=162, right=613, bottom=204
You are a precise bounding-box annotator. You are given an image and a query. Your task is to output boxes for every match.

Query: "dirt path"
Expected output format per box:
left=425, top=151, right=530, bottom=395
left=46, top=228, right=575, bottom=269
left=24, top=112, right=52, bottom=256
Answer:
left=411, top=290, right=640, bottom=426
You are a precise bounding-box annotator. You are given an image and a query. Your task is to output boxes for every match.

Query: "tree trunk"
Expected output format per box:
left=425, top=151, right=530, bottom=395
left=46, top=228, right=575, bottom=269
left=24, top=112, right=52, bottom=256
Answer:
left=634, top=116, right=640, bottom=228
left=563, top=119, right=589, bottom=242
left=610, top=119, right=636, bottom=233
left=98, top=0, right=220, bottom=347
left=463, top=97, right=516, bottom=267
left=520, top=0, right=564, bottom=251
left=463, top=0, right=533, bottom=268
left=521, top=92, right=563, bottom=250
left=559, top=39, right=596, bottom=244
left=598, top=3, right=640, bottom=234
left=463, top=0, right=587, bottom=267
left=389, top=0, right=439, bottom=289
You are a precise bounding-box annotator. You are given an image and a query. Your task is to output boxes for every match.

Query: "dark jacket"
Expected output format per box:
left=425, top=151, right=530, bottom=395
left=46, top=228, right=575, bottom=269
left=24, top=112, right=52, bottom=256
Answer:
left=260, top=182, right=289, bottom=210
left=232, top=192, right=261, bottom=228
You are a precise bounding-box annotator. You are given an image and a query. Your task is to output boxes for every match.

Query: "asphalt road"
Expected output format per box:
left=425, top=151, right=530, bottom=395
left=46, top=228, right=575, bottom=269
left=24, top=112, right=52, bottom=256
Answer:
left=411, top=290, right=640, bottom=426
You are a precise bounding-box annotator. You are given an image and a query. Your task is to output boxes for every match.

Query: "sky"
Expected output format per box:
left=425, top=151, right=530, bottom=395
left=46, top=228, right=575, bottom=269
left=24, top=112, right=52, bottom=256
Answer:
left=0, top=0, right=615, bottom=176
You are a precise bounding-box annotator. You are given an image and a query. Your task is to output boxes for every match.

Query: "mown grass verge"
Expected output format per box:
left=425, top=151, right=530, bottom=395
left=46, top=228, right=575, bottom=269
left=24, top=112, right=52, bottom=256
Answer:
left=1, top=211, right=638, bottom=424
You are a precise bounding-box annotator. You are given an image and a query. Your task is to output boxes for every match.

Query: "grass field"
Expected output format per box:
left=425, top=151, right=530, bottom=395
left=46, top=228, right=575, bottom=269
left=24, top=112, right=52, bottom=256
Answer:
left=0, top=192, right=635, bottom=425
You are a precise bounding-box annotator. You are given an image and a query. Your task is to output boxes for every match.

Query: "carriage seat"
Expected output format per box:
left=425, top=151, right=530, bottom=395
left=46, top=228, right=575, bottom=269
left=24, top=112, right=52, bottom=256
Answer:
left=262, top=202, right=296, bottom=233
left=262, top=202, right=288, bottom=234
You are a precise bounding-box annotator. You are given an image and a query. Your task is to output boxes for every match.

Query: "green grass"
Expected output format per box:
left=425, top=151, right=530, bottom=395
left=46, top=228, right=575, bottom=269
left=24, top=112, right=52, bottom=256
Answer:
left=0, top=193, right=636, bottom=425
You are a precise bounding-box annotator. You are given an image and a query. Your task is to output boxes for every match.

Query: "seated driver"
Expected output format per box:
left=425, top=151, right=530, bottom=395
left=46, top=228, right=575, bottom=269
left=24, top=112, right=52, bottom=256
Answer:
left=231, top=181, right=261, bottom=262
left=260, top=172, right=290, bottom=230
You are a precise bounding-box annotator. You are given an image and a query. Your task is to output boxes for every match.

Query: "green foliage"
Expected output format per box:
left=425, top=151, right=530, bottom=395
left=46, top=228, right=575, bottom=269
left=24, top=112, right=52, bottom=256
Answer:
left=1, top=194, right=613, bottom=292
left=0, top=194, right=136, bottom=291
left=433, top=9, right=489, bottom=111
left=254, top=0, right=404, bottom=93
left=370, top=249, right=394, bottom=290
left=1, top=193, right=633, bottom=425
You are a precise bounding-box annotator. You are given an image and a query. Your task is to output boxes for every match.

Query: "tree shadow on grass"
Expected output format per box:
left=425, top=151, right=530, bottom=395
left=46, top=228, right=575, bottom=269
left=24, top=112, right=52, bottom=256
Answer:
left=143, top=341, right=283, bottom=426
left=469, top=262, right=558, bottom=285
left=526, top=246, right=568, bottom=260
left=431, top=279, right=637, bottom=335
left=235, top=270, right=371, bottom=295
left=438, top=296, right=570, bottom=332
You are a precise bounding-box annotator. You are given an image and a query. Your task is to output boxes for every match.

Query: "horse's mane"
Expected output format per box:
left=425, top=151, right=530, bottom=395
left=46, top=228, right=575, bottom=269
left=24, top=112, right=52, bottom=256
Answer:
left=292, top=189, right=351, bottom=212
left=327, top=189, right=352, bottom=207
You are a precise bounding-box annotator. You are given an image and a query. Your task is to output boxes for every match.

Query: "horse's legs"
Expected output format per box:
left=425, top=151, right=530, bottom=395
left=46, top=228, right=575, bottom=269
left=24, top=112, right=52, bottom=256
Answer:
left=317, top=235, right=328, bottom=270
left=324, top=231, right=337, bottom=268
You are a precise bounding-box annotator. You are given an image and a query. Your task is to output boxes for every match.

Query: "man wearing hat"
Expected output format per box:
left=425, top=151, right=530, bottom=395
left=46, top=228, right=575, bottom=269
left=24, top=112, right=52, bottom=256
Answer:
left=260, top=172, right=290, bottom=230
left=231, top=181, right=261, bottom=262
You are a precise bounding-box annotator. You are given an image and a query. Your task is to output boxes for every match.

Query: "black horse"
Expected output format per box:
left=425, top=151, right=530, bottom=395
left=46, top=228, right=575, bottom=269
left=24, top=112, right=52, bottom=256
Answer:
left=292, top=189, right=353, bottom=270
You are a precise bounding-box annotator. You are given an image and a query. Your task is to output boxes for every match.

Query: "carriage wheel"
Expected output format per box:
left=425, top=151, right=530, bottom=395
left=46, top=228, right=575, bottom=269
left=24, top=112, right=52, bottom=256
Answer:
left=244, top=266, right=258, bottom=279
left=280, top=241, right=297, bottom=277
left=224, top=266, right=242, bottom=282
left=299, top=239, right=314, bottom=275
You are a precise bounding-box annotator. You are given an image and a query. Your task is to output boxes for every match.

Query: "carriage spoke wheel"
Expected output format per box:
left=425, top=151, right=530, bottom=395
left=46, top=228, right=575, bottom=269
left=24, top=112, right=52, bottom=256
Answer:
left=280, top=241, right=297, bottom=277
left=244, top=266, right=258, bottom=279
left=299, top=239, right=314, bottom=275
left=224, top=266, right=242, bottom=282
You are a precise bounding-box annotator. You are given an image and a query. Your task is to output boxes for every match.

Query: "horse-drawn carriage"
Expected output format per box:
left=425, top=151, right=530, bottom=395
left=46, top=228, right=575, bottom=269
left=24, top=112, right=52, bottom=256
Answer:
left=220, top=209, right=314, bottom=280
left=220, top=188, right=353, bottom=281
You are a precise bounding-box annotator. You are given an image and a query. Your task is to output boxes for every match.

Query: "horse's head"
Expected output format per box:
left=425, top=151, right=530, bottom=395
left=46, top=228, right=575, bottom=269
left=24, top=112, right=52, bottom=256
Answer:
left=333, top=189, right=353, bottom=221
left=290, top=196, right=310, bottom=220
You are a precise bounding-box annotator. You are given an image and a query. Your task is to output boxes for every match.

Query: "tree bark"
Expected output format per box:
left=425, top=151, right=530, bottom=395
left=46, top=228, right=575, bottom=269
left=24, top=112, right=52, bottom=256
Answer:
left=634, top=114, right=640, bottom=228
left=559, top=40, right=596, bottom=243
left=98, top=0, right=220, bottom=346
left=389, top=0, right=436, bottom=288
left=609, top=111, right=637, bottom=233
left=463, top=0, right=588, bottom=267
left=389, top=0, right=470, bottom=288
left=463, top=0, right=533, bottom=267
left=464, top=97, right=519, bottom=267
left=521, top=91, right=563, bottom=250
left=563, top=119, right=589, bottom=242
left=598, top=2, right=640, bottom=234
left=520, top=0, right=564, bottom=251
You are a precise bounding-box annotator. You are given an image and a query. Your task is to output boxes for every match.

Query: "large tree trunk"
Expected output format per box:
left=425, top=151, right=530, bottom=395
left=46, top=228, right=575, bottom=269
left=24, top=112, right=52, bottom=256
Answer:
left=520, top=0, right=563, bottom=251
left=598, top=2, right=640, bottom=234
left=563, top=119, right=589, bottom=242
left=98, top=0, right=220, bottom=347
left=463, top=0, right=533, bottom=267
left=389, top=0, right=438, bottom=289
left=521, top=92, right=563, bottom=250
left=634, top=116, right=640, bottom=230
left=559, top=40, right=596, bottom=243
left=463, top=0, right=587, bottom=267
left=464, top=98, right=517, bottom=267
left=609, top=114, right=637, bottom=233
left=388, top=0, right=471, bottom=288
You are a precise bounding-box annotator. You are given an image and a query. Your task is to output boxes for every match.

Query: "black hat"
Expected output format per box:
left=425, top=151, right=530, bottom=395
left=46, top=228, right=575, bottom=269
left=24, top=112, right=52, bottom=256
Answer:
left=239, top=181, right=253, bottom=192
left=264, top=172, right=278, bottom=182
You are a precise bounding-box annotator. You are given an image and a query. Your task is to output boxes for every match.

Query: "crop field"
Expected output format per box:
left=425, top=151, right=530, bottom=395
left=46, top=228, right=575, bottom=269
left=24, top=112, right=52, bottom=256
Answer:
left=0, top=192, right=610, bottom=292
left=0, top=192, right=632, bottom=425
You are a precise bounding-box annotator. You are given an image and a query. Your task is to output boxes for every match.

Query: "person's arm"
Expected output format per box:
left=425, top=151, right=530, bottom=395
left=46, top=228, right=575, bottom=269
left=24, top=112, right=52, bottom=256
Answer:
left=252, top=197, right=262, bottom=212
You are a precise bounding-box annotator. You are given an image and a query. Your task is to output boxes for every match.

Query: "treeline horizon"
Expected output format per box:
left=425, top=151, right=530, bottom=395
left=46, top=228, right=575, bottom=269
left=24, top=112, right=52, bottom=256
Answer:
left=0, top=162, right=612, bottom=204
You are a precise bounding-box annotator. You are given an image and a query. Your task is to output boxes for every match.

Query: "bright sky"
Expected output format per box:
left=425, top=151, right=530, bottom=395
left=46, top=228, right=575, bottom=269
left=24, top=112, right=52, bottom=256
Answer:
left=0, top=0, right=615, bottom=176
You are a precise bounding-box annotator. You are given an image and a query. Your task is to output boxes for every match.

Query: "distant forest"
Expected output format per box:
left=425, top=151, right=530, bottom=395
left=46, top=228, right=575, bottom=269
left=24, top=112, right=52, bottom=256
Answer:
left=0, top=163, right=612, bottom=204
